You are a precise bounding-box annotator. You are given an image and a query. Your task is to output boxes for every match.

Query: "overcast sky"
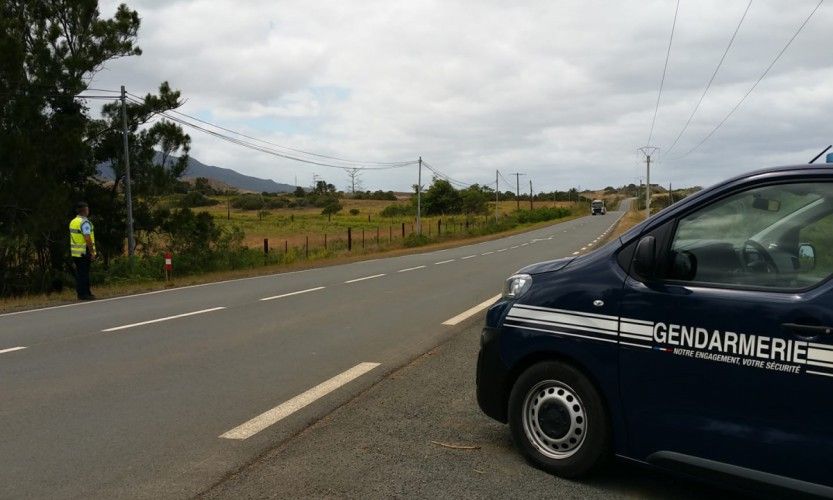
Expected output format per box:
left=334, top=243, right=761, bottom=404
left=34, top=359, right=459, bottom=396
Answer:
left=92, top=0, right=832, bottom=193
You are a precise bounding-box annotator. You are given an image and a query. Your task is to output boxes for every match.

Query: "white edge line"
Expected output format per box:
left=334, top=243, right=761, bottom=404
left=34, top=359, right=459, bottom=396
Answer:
left=0, top=346, right=27, bottom=354
left=344, top=273, right=386, bottom=283
left=398, top=265, right=427, bottom=273
left=102, top=307, right=226, bottom=332
left=220, top=362, right=380, bottom=440
left=260, top=286, right=326, bottom=301
left=443, top=294, right=501, bottom=326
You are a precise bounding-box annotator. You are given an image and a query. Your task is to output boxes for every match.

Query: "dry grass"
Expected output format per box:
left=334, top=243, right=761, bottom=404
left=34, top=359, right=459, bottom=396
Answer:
left=605, top=198, right=645, bottom=242
left=199, top=198, right=578, bottom=248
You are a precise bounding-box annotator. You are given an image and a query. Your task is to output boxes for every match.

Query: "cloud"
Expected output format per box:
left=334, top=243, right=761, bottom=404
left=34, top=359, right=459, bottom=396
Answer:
left=92, top=0, right=832, bottom=191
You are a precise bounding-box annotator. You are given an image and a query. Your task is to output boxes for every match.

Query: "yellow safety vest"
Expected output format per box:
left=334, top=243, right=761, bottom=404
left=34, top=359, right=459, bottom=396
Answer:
left=69, top=216, right=95, bottom=258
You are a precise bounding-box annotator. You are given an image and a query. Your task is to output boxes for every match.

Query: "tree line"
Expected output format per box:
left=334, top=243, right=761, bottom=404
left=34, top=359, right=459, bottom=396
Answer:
left=0, top=1, right=215, bottom=296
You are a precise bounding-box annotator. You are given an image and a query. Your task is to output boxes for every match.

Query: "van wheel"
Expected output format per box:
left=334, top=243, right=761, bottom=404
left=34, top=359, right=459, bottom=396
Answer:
left=508, top=361, right=610, bottom=478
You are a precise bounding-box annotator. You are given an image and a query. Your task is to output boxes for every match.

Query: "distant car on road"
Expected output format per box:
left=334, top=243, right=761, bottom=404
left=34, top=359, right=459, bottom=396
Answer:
left=591, top=199, right=606, bottom=215
left=477, top=164, right=833, bottom=498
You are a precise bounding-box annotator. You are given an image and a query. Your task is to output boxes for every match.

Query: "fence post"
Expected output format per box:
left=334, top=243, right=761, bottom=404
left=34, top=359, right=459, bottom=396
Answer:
left=324, top=233, right=327, bottom=250
left=362, top=228, right=365, bottom=249
left=438, top=219, right=441, bottom=235
left=284, top=240, right=288, bottom=254
left=305, top=235, right=309, bottom=258
left=263, top=238, right=269, bottom=254
left=401, top=222, right=405, bottom=238
left=348, top=227, right=352, bottom=251
left=389, top=225, right=392, bottom=243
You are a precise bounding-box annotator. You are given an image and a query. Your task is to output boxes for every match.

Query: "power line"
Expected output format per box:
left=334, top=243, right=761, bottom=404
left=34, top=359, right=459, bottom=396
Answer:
left=497, top=170, right=512, bottom=190
left=152, top=107, right=416, bottom=171
left=670, top=0, right=823, bottom=161
left=647, top=0, right=681, bottom=146
left=127, top=91, right=410, bottom=167
left=663, top=0, right=752, bottom=156
left=421, top=161, right=473, bottom=187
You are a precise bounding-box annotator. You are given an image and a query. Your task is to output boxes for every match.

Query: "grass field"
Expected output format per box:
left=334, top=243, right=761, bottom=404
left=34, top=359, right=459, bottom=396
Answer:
left=201, top=197, right=580, bottom=249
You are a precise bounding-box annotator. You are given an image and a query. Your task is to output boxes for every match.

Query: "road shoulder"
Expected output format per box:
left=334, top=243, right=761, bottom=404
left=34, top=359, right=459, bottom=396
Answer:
left=198, top=313, right=727, bottom=499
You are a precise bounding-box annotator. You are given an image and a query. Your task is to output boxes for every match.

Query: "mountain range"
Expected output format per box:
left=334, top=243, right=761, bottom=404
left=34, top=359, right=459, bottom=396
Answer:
left=97, top=152, right=295, bottom=193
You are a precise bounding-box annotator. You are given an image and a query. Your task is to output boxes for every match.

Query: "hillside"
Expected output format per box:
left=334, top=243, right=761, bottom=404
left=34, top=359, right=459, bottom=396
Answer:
left=97, top=152, right=295, bottom=193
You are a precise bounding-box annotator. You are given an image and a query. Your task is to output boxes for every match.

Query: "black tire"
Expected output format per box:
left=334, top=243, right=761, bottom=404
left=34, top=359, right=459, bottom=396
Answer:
left=508, top=361, right=610, bottom=478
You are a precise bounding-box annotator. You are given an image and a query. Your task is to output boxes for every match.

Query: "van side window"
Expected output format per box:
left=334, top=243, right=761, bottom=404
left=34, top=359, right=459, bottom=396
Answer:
left=666, top=182, right=833, bottom=290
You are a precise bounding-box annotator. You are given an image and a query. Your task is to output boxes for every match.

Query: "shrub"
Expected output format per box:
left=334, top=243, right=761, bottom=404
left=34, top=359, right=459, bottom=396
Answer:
left=380, top=204, right=414, bottom=217
left=231, top=193, right=265, bottom=210
left=265, top=197, right=291, bottom=209
left=403, top=233, right=430, bottom=247
left=514, top=207, right=571, bottom=224
left=349, top=208, right=360, bottom=215
left=180, top=191, right=219, bottom=208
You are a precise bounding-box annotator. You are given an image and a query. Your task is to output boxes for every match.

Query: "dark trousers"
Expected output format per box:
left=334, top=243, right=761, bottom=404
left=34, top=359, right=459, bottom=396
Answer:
left=73, top=254, right=92, bottom=298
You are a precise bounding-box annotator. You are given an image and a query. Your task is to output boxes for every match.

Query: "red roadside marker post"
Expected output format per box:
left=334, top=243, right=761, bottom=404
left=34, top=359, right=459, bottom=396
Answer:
left=164, top=252, right=173, bottom=280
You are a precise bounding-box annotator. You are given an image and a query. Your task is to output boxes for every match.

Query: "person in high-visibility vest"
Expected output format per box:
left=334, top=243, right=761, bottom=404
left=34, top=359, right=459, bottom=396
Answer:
left=69, top=201, right=96, bottom=300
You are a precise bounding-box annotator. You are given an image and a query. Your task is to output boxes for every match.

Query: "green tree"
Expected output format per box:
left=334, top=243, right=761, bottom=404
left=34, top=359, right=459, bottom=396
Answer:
left=321, top=198, right=343, bottom=221
left=421, top=179, right=462, bottom=215
left=460, top=184, right=489, bottom=214
left=0, top=0, right=143, bottom=294
left=0, top=1, right=191, bottom=294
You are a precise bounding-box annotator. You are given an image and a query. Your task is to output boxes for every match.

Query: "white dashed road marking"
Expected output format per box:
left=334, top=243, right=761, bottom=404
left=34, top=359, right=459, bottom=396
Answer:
left=344, top=274, right=386, bottom=284
left=219, top=362, right=381, bottom=440
left=0, top=346, right=27, bottom=355
left=260, top=286, right=325, bottom=302
left=442, top=294, right=502, bottom=326
left=398, top=265, right=426, bottom=273
left=481, top=251, right=494, bottom=256
left=435, top=259, right=455, bottom=265
left=461, top=255, right=477, bottom=260
left=102, top=307, right=227, bottom=332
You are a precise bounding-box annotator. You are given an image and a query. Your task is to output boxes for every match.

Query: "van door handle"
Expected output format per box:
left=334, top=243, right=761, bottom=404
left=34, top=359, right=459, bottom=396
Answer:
left=782, top=323, right=833, bottom=337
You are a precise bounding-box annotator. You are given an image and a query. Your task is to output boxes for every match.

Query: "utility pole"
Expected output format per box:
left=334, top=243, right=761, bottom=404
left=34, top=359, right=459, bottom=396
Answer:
left=417, top=156, right=422, bottom=235
left=638, top=146, right=658, bottom=220
left=529, top=180, right=533, bottom=210
left=511, top=172, right=525, bottom=210
left=495, top=169, right=499, bottom=222
left=120, top=85, right=135, bottom=257
left=669, top=182, right=673, bottom=205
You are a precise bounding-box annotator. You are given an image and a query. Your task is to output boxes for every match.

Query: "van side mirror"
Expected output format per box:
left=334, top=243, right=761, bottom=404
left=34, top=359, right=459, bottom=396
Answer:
left=669, top=250, right=697, bottom=281
left=799, top=243, right=816, bottom=272
left=632, top=236, right=656, bottom=278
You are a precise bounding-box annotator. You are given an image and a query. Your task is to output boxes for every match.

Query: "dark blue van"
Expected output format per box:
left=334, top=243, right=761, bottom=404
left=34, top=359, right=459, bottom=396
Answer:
left=477, top=164, right=833, bottom=497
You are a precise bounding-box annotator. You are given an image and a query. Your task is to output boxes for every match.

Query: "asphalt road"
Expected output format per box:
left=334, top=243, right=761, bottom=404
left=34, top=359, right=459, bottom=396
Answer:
left=201, top=316, right=737, bottom=500
left=0, top=204, right=626, bottom=499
